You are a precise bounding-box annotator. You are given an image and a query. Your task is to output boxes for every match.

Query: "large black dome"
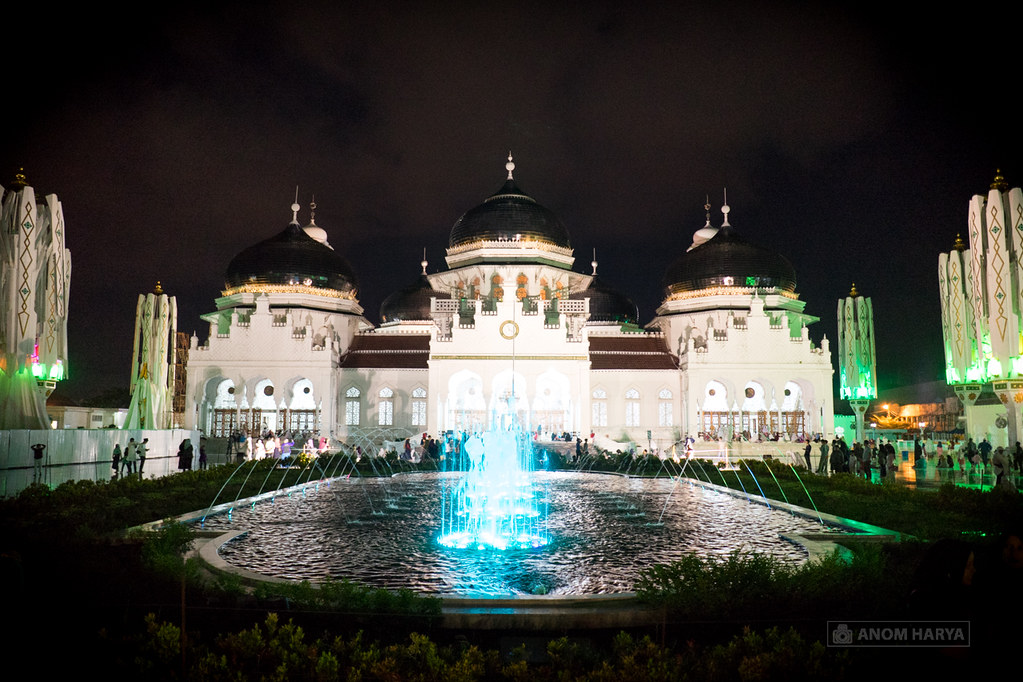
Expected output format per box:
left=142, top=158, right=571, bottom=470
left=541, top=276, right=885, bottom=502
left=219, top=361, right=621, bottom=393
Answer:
left=449, top=179, right=571, bottom=249
left=569, top=277, right=639, bottom=324
left=380, top=275, right=450, bottom=323
left=662, top=226, right=796, bottom=295
left=225, top=223, right=358, bottom=294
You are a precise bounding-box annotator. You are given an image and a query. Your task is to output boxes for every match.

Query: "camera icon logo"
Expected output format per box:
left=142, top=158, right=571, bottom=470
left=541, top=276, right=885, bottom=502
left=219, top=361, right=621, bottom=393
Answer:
left=832, top=623, right=853, bottom=645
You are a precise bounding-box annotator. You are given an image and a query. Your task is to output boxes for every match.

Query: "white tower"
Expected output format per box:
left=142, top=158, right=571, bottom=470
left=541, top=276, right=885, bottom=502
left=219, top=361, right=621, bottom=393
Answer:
left=837, top=284, right=877, bottom=442
left=0, top=171, right=71, bottom=429
left=938, top=171, right=1023, bottom=444
left=124, top=283, right=178, bottom=429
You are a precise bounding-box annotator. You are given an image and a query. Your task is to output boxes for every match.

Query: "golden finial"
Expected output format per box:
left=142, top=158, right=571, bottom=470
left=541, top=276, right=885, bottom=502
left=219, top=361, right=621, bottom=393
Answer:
left=953, top=233, right=966, bottom=251
left=991, top=169, right=1009, bottom=192
left=849, top=282, right=859, bottom=297
left=11, top=168, right=28, bottom=188
left=154, top=281, right=164, bottom=295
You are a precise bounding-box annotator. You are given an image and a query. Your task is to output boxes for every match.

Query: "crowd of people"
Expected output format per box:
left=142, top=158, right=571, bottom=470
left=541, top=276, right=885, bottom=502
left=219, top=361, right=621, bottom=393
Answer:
left=796, top=434, right=1023, bottom=490
left=224, top=429, right=329, bottom=462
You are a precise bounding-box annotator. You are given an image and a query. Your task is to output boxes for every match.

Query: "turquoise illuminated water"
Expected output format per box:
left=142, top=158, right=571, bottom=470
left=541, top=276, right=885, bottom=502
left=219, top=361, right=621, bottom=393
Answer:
left=202, top=471, right=843, bottom=596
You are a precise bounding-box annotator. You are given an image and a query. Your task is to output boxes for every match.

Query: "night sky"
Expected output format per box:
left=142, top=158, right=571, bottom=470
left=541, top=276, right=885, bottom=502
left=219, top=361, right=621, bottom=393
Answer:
left=4, top=1, right=1021, bottom=404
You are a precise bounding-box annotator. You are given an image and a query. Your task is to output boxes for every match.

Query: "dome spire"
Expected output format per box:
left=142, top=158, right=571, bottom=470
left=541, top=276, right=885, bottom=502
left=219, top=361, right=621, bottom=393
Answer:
left=591, top=248, right=598, bottom=275
left=689, top=194, right=719, bottom=251
left=991, top=169, right=1009, bottom=192
left=308, top=196, right=317, bottom=225
left=506, top=152, right=515, bottom=180
left=421, top=248, right=428, bottom=275
left=291, top=186, right=300, bottom=225
left=721, top=189, right=731, bottom=228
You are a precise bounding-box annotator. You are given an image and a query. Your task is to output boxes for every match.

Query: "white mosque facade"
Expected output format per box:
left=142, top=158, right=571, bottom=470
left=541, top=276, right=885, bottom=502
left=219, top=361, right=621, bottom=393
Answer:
left=183, top=159, right=834, bottom=452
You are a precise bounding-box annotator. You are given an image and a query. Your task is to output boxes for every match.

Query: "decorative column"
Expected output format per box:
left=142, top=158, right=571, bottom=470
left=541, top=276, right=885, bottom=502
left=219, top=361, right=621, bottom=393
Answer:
left=124, top=283, right=177, bottom=429
left=0, top=171, right=71, bottom=429
left=837, top=284, right=877, bottom=443
left=939, top=171, right=1023, bottom=444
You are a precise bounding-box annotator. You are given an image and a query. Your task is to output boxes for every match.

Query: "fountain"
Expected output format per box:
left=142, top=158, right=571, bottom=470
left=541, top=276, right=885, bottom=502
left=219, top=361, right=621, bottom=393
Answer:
left=190, top=420, right=868, bottom=596
left=438, top=426, right=549, bottom=551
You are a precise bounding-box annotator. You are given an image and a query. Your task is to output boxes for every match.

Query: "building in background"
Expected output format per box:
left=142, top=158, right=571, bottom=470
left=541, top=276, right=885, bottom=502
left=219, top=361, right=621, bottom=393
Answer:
left=183, top=157, right=835, bottom=452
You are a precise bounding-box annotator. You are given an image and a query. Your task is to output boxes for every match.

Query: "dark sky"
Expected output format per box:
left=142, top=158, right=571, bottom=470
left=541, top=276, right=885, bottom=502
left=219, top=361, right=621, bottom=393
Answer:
left=4, top=1, right=1021, bottom=403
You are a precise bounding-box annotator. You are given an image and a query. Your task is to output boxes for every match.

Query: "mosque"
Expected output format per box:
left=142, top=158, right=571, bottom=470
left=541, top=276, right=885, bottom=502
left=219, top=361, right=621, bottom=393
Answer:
left=183, top=156, right=834, bottom=452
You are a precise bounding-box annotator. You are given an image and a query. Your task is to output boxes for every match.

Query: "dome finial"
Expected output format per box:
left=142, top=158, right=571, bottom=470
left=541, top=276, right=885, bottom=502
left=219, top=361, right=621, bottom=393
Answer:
left=506, top=152, right=515, bottom=180
left=308, top=195, right=317, bottom=225
left=421, top=248, right=428, bottom=275
left=291, top=186, right=301, bottom=225
left=11, top=168, right=28, bottom=188
left=953, top=233, right=966, bottom=251
left=721, top=189, right=731, bottom=227
left=704, top=195, right=712, bottom=227
left=154, top=281, right=164, bottom=295
left=991, top=169, right=1009, bottom=192
left=849, top=282, right=859, bottom=297
left=591, top=248, right=598, bottom=276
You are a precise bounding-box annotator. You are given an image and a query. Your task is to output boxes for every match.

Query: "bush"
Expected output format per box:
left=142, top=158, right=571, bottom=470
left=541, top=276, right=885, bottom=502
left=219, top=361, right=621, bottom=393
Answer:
left=636, top=545, right=913, bottom=621
left=141, top=521, right=198, bottom=581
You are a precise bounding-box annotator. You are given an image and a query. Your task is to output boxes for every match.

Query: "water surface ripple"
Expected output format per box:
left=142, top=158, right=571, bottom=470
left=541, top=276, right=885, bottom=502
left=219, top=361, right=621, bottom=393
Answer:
left=201, top=471, right=842, bottom=596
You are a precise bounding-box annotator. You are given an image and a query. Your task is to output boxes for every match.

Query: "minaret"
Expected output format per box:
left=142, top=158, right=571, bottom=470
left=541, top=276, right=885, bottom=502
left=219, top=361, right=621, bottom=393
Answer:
left=943, top=170, right=1023, bottom=445
left=837, top=283, right=877, bottom=442
left=124, top=282, right=178, bottom=429
left=0, top=170, right=72, bottom=429
left=938, top=232, right=985, bottom=436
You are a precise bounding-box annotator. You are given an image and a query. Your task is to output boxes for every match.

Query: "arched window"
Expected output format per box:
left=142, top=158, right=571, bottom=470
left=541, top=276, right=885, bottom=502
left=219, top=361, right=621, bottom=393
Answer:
left=378, top=387, right=394, bottom=426
left=625, top=389, right=640, bottom=427
left=411, top=387, right=427, bottom=427
left=592, top=388, right=608, bottom=427
left=345, top=387, right=361, bottom=426
left=658, top=388, right=673, bottom=427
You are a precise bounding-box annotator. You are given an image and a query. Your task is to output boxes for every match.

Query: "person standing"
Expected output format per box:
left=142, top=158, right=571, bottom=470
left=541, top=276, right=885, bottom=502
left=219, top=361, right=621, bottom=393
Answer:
left=803, top=441, right=813, bottom=470
left=992, top=447, right=1009, bottom=488
left=111, top=443, right=122, bottom=478
left=137, top=438, right=149, bottom=477
left=885, top=441, right=897, bottom=480
left=979, top=438, right=992, bottom=467
left=177, top=438, right=194, bottom=470
left=123, top=438, right=137, bottom=476
left=30, top=443, right=45, bottom=483
left=817, top=439, right=829, bottom=474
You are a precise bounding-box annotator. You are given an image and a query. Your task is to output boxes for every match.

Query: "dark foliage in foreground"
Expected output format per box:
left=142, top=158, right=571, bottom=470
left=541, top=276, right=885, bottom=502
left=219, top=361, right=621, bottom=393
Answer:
left=120, top=612, right=851, bottom=681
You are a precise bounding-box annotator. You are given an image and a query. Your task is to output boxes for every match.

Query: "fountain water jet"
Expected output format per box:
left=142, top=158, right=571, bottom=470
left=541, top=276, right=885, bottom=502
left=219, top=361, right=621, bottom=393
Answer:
left=438, top=413, right=549, bottom=551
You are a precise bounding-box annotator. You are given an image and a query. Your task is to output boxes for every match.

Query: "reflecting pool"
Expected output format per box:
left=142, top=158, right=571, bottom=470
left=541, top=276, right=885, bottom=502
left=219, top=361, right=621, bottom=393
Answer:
left=201, top=471, right=843, bottom=596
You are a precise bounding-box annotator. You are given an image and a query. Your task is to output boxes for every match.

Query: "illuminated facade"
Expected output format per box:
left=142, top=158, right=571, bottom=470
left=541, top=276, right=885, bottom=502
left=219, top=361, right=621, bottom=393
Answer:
left=938, top=171, right=1023, bottom=443
left=0, top=172, right=71, bottom=429
left=183, top=159, right=834, bottom=450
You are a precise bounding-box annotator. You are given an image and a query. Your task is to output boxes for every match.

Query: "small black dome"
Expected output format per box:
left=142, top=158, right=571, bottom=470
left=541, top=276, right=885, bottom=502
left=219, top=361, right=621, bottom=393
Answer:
left=449, top=179, right=571, bottom=249
left=661, top=226, right=796, bottom=295
left=380, top=275, right=450, bottom=323
left=225, top=223, right=358, bottom=293
left=570, top=277, right=639, bottom=324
